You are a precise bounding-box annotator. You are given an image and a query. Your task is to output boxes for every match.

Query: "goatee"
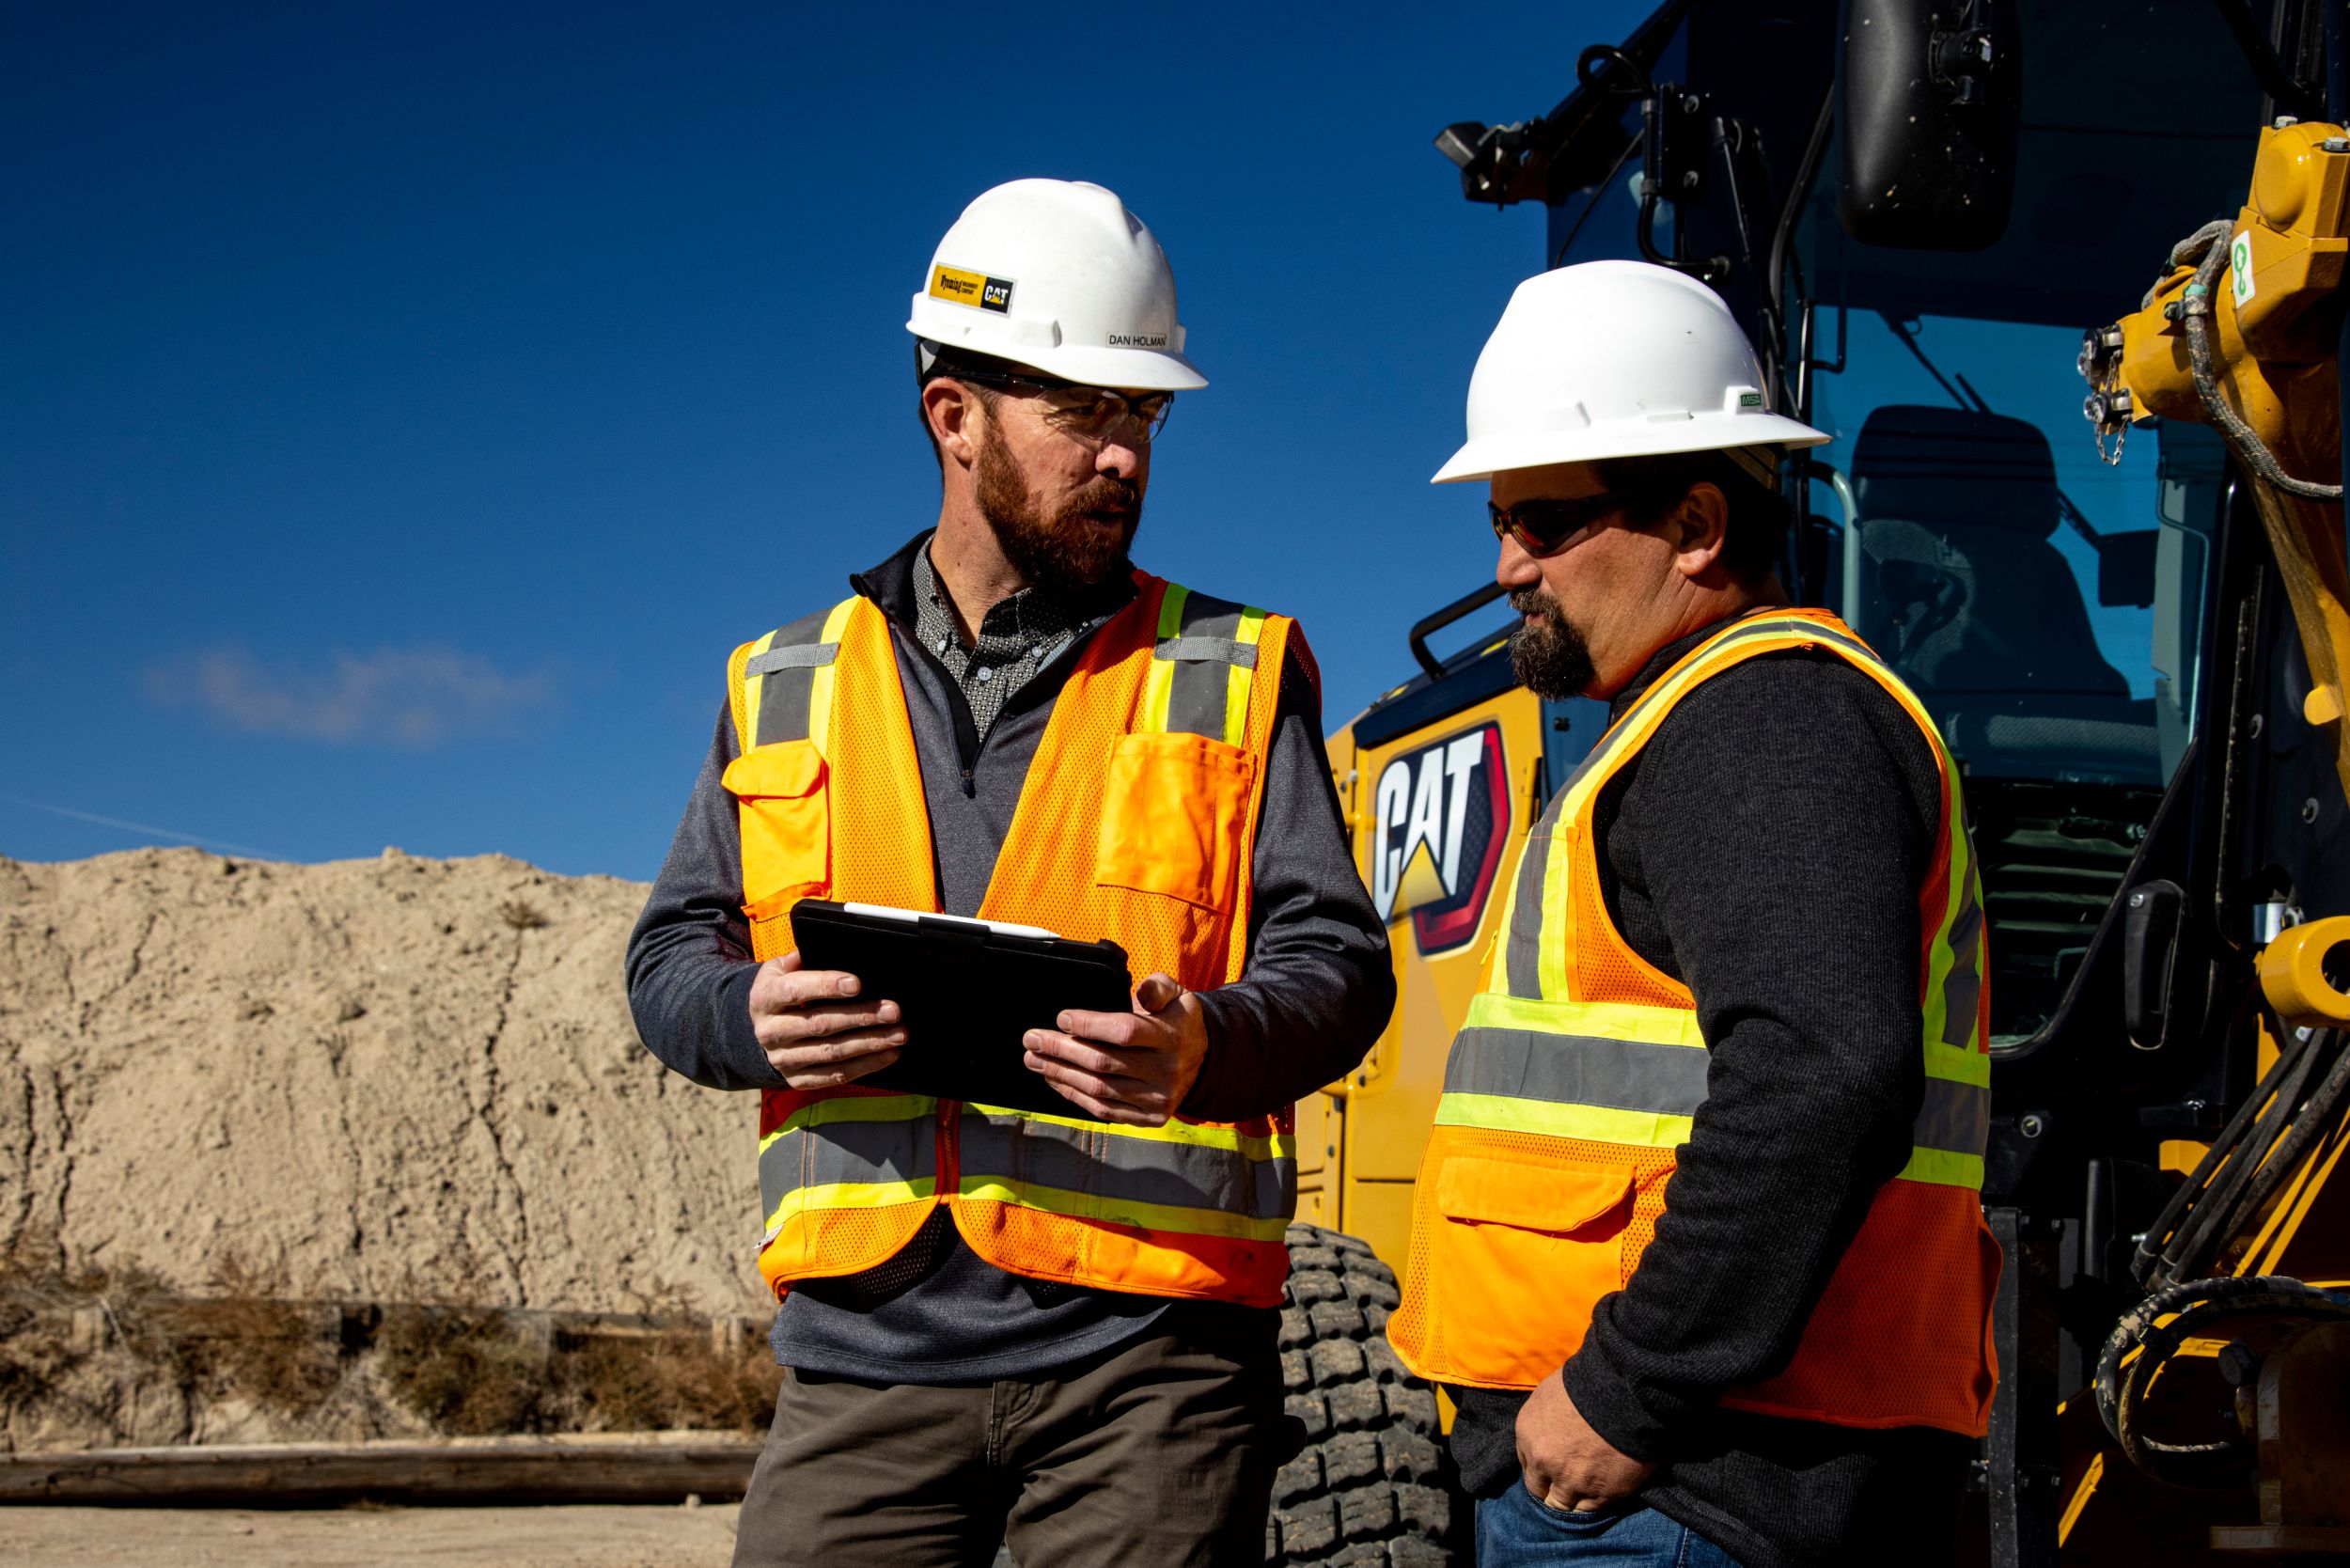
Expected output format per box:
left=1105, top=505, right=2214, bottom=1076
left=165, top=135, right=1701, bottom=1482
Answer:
left=975, top=425, right=1140, bottom=591
left=1509, top=587, right=1596, bottom=698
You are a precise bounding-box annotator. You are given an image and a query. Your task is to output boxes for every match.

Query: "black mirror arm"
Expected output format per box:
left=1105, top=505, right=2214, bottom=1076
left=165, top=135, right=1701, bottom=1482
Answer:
left=2207, top=0, right=2328, bottom=123
left=1634, top=182, right=1731, bottom=285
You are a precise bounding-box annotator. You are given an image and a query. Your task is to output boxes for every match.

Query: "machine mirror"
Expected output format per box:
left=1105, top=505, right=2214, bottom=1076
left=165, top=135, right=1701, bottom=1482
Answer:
left=2097, top=531, right=2158, bottom=608
left=1836, top=0, right=2021, bottom=249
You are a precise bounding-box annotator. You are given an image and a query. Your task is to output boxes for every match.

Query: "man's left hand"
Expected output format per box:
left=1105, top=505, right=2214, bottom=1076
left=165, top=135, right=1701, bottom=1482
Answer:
left=1516, top=1368, right=1656, bottom=1513
left=1023, top=973, right=1207, bottom=1126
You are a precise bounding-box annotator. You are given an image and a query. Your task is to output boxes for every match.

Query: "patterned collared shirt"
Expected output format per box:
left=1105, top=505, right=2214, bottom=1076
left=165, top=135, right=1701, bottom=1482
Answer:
left=910, top=544, right=1125, bottom=739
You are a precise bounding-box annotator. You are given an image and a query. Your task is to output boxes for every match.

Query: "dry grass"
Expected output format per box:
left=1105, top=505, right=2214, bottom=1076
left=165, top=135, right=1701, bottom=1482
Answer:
left=376, top=1309, right=780, bottom=1435
left=0, top=1237, right=344, bottom=1427
left=374, top=1307, right=553, bottom=1435
left=497, top=898, right=548, bottom=931
left=561, top=1328, right=779, bottom=1434
left=1, top=1235, right=777, bottom=1445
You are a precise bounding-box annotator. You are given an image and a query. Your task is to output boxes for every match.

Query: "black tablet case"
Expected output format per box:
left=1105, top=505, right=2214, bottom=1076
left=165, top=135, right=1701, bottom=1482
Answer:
left=788, top=900, right=1135, bottom=1120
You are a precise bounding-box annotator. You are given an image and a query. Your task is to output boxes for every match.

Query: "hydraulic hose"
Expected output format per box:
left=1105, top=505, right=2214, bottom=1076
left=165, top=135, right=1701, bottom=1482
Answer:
left=2167, top=221, right=2346, bottom=502
left=2094, top=1274, right=2350, bottom=1489
left=2131, top=1015, right=2326, bottom=1287
left=2152, top=1024, right=2337, bottom=1286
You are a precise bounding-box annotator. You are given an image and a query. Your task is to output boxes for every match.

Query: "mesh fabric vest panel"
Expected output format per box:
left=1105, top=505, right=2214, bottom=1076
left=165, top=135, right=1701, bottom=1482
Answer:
left=957, top=577, right=1296, bottom=1304
left=726, top=575, right=1301, bottom=1310
left=729, top=600, right=941, bottom=1296
left=1387, top=609, right=2000, bottom=1437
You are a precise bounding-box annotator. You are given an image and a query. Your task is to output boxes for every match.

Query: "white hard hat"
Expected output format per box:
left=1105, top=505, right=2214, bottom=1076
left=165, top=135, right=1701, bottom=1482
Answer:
left=906, top=179, right=1204, bottom=392
left=1433, top=259, right=1826, bottom=484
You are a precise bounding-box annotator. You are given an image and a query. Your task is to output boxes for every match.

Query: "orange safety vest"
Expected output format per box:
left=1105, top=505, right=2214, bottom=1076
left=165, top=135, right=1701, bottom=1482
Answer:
left=721, top=571, right=1301, bottom=1309
left=1388, top=608, right=2001, bottom=1436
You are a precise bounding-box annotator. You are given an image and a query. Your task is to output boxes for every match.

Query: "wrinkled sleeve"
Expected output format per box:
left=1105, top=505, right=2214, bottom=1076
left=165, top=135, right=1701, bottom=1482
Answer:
left=1184, top=643, right=1395, bottom=1121
left=625, top=705, right=786, bottom=1091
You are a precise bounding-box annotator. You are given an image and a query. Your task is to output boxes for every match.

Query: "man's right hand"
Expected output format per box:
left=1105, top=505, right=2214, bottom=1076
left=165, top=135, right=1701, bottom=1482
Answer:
left=748, top=949, right=907, bottom=1088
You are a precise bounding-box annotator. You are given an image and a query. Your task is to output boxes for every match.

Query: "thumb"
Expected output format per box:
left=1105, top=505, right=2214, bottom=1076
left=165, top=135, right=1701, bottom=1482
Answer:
left=1134, top=972, right=1183, bottom=1014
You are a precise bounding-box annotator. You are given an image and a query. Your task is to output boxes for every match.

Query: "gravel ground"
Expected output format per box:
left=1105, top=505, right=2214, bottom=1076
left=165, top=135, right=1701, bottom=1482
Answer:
left=0, top=1502, right=743, bottom=1567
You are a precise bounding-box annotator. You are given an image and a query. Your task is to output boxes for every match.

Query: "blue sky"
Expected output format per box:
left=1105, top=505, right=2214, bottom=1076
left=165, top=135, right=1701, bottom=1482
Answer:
left=3, top=1, right=1648, bottom=876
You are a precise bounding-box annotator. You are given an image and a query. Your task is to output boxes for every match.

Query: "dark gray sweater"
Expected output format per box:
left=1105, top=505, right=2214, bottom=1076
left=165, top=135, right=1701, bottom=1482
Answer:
left=626, top=532, right=1393, bottom=1381
left=1448, top=616, right=1976, bottom=1568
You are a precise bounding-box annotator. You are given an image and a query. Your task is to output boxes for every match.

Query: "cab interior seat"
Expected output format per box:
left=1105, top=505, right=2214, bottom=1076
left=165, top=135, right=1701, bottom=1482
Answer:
left=1846, top=404, right=2154, bottom=783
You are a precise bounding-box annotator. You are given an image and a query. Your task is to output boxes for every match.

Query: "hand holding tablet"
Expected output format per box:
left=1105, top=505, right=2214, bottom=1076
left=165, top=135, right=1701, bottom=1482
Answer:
left=785, top=901, right=1152, bottom=1121
left=1021, top=971, right=1210, bottom=1128
left=746, top=949, right=907, bottom=1090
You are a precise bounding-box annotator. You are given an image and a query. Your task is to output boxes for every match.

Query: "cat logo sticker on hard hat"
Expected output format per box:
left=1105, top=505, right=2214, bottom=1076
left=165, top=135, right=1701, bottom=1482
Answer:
left=1371, top=720, right=1511, bottom=954
left=931, top=265, right=1015, bottom=314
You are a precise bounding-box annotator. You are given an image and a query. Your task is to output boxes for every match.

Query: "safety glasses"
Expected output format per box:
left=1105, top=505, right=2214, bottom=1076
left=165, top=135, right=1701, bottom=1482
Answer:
left=1487, top=482, right=1673, bottom=558
left=950, top=368, right=1176, bottom=443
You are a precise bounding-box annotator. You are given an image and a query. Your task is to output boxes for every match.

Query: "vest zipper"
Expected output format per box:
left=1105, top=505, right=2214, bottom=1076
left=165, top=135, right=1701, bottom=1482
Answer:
left=937, top=1099, right=961, bottom=1210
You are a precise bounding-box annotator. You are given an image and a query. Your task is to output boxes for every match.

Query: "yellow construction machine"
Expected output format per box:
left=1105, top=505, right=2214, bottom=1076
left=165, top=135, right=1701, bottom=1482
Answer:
left=1269, top=3, right=2350, bottom=1564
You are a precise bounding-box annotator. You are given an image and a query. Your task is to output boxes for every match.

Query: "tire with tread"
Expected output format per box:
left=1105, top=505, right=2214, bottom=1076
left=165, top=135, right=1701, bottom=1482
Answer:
left=1268, top=1223, right=1461, bottom=1566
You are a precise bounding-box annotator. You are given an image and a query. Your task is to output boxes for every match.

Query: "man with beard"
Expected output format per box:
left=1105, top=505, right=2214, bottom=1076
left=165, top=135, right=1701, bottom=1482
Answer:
left=627, top=179, right=1391, bottom=1567
left=1388, top=260, right=1999, bottom=1568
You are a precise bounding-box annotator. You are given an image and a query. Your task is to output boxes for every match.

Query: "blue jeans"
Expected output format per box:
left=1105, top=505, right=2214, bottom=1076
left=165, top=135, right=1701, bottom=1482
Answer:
left=1477, top=1483, right=1748, bottom=1567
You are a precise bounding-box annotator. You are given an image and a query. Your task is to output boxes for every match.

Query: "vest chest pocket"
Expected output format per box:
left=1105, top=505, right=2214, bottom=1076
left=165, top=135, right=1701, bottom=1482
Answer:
left=1426, top=1154, right=1637, bottom=1386
left=1093, top=730, right=1257, bottom=916
left=722, top=740, right=830, bottom=922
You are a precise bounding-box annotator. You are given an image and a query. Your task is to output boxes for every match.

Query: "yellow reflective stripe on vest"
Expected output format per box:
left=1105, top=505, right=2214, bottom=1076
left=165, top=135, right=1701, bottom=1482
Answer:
left=1143, top=583, right=1269, bottom=746
left=756, top=1094, right=937, bottom=1240
left=1900, top=1147, right=1985, bottom=1187
left=956, top=1106, right=1296, bottom=1237
left=1434, top=1092, right=1696, bottom=1149
left=807, top=596, right=860, bottom=754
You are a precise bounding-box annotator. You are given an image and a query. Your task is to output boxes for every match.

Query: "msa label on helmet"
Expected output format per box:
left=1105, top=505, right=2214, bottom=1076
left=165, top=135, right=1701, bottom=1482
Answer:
left=1371, top=719, right=1511, bottom=954
left=1106, top=331, right=1169, bottom=349
left=931, top=265, right=1015, bottom=314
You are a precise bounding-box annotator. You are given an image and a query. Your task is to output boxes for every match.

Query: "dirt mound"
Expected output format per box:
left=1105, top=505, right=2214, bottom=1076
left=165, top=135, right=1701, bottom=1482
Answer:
left=0, top=848, right=766, bottom=1320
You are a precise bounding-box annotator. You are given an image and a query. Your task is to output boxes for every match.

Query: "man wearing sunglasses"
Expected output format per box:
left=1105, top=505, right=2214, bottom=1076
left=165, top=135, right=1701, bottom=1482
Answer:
left=1389, top=260, right=1999, bottom=1568
left=627, top=178, right=1390, bottom=1566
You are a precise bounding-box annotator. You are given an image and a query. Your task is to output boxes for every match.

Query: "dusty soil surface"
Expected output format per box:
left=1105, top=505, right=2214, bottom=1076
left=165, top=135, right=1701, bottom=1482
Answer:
left=0, top=846, right=762, bottom=1315
left=0, top=847, right=775, bottom=1449
left=0, top=1501, right=743, bottom=1567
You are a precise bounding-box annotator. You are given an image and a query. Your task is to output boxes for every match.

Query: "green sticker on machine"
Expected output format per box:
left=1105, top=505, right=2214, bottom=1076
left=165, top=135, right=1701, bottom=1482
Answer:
left=2231, top=232, right=2255, bottom=306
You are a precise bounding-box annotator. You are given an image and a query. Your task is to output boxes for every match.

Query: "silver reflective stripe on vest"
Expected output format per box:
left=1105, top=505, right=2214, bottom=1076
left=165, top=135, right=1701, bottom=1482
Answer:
left=957, top=1111, right=1296, bottom=1221
left=1444, top=1026, right=1711, bottom=1117
left=1157, top=590, right=1253, bottom=740
left=1939, top=881, right=1984, bottom=1050
left=757, top=1115, right=936, bottom=1220
left=1914, top=1074, right=1991, bottom=1157
left=1157, top=636, right=1258, bottom=668
left=745, top=642, right=840, bottom=676
left=753, top=605, right=838, bottom=748
left=1503, top=802, right=1561, bottom=999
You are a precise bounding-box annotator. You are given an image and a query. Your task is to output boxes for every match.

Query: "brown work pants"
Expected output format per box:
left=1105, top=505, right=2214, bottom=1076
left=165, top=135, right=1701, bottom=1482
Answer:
left=730, top=1308, right=1286, bottom=1568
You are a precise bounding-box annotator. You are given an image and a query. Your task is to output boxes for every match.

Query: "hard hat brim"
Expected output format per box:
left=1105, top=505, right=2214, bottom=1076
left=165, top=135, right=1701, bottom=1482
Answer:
left=903, top=322, right=1207, bottom=391
left=1430, top=412, right=1831, bottom=484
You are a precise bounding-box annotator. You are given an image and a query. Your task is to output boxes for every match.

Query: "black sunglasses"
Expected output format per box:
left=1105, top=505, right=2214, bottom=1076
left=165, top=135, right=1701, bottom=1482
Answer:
left=1487, top=482, right=1676, bottom=558
left=950, top=367, right=1176, bottom=442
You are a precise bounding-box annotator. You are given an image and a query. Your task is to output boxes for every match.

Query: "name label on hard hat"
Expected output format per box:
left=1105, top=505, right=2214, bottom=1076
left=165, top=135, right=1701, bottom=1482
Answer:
left=1107, top=331, right=1169, bottom=349
left=932, top=265, right=1015, bottom=314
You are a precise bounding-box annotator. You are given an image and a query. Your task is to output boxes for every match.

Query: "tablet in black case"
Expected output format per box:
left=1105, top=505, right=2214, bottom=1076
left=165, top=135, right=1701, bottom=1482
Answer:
left=788, top=900, right=1136, bottom=1121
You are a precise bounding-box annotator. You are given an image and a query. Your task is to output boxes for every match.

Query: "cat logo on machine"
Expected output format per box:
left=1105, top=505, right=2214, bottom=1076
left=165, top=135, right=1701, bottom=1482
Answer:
left=1371, top=719, right=1510, bottom=954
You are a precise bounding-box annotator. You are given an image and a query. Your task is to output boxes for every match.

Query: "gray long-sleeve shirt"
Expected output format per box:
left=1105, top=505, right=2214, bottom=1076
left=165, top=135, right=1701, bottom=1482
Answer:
left=626, top=530, right=1392, bottom=1381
